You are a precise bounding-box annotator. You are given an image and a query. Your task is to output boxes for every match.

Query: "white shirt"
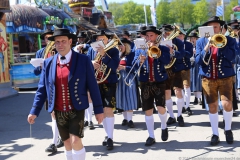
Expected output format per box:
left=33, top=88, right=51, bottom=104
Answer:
left=58, top=50, right=72, bottom=64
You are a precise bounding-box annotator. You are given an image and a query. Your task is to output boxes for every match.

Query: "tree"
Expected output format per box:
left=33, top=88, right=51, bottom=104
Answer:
left=169, top=0, right=193, bottom=28
left=224, top=0, right=238, bottom=22
left=208, top=0, right=219, bottom=17
left=156, top=0, right=171, bottom=26
left=108, top=2, right=124, bottom=25
left=192, top=0, right=209, bottom=24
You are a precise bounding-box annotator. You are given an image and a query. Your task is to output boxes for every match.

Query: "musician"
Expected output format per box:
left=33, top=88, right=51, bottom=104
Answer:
left=34, top=29, right=53, bottom=76
left=74, top=31, right=91, bottom=54
left=133, top=26, right=170, bottom=146
left=161, top=24, right=187, bottom=127
left=177, top=29, right=194, bottom=116
left=227, top=19, right=239, bottom=27
left=188, top=31, right=202, bottom=105
left=122, top=30, right=135, bottom=50
left=116, top=38, right=138, bottom=128
left=136, top=26, right=147, bottom=38
left=195, top=16, right=235, bottom=146
left=27, top=28, right=104, bottom=160
left=86, top=30, right=120, bottom=150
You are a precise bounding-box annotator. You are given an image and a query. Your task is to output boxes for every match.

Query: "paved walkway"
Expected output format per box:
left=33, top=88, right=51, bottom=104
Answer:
left=0, top=91, right=240, bottom=160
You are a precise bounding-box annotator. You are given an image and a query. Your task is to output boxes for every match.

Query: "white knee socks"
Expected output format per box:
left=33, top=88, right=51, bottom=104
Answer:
left=158, top=112, right=167, bottom=129
left=51, top=119, right=59, bottom=145
left=209, top=113, right=219, bottom=136
left=166, top=99, right=174, bottom=118
left=184, top=88, right=191, bottom=108
left=176, top=98, right=184, bottom=117
left=126, top=112, right=133, bottom=121
left=87, top=103, right=93, bottom=122
left=105, top=117, right=115, bottom=139
left=145, top=115, right=155, bottom=138
left=122, top=111, right=127, bottom=120
left=65, top=150, right=73, bottom=160
left=223, top=110, right=233, bottom=131
left=72, top=148, right=86, bottom=160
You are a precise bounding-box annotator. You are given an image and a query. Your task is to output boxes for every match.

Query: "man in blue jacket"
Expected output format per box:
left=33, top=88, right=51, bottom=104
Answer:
left=177, top=29, right=194, bottom=116
left=195, top=16, right=235, bottom=146
left=133, top=26, right=170, bottom=146
left=87, top=30, right=120, bottom=150
left=27, top=28, right=104, bottom=160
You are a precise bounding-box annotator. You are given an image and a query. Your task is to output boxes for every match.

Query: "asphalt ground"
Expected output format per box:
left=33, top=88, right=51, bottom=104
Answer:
left=0, top=91, right=240, bottom=160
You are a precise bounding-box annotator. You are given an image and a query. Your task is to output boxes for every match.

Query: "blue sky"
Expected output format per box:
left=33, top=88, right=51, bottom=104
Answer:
left=94, top=0, right=154, bottom=6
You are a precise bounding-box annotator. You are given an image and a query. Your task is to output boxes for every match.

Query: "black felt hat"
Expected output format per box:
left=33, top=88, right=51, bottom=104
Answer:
left=161, top=24, right=174, bottom=32
left=141, top=26, right=161, bottom=35
left=231, top=25, right=240, bottom=30
left=227, top=19, right=238, bottom=26
left=118, top=38, right=131, bottom=45
left=77, top=31, right=87, bottom=38
left=202, top=16, right=225, bottom=26
left=48, top=28, right=76, bottom=41
left=92, top=30, right=112, bottom=39
left=40, top=29, right=53, bottom=40
left=188, top=32, right=199, bottom=38
left=122, top=30, right=131, bottom=36
left=137, top=26, right=147, bottom=33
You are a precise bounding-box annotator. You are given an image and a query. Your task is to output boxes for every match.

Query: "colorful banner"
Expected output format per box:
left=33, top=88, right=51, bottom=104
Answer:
left=0, top=13, right=10, bottom=83
left=0, top=0, right=10, bottom=10
left=82, top=7, right=92, bottom=18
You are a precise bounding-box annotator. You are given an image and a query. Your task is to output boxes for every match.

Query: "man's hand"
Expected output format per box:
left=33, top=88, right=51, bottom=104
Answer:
left=92, top=61, right=101, bottom=70
left=95, top=113, right=104, bottom=124
left=139, top=55, right=146, bottom=64
left=96, top=45, right=105, bottom=57
left=76, top=44, right=84, bottom=51
left=27, top=114, right=37, bottom=124
left=118, top=65, right=125, bottom=70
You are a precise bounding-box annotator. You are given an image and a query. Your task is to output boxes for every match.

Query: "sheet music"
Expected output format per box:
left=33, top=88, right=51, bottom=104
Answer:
left=160, top=40, right=172, bottom=47
left=134, top=38, right=148, bottom=49
left=198, top=26, right=214, bottom=38
left=30, top=58, right=44, bottom=67
left=90, top=41, right=105, bottom=52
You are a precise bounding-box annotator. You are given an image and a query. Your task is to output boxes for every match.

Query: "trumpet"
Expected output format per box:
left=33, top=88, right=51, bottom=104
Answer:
left=202, top=34, right=227, bottom=65
left=124, top=35, right=162, bottom=86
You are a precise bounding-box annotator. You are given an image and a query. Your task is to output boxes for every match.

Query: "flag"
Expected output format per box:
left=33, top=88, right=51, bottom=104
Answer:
left=216, top=0, right=224, bottom=16
left=143, top=5, right=148, bottom=26
left=150, top=6, right=157, bottom=27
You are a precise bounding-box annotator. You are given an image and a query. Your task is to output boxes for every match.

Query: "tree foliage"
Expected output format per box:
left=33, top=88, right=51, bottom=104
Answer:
left=192, top=0, right=209, bottom=24
left=224, top=0, right=238, bottom=22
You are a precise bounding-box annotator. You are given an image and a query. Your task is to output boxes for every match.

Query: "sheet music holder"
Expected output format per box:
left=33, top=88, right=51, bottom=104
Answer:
left=134, top=38, right=148, bottom=49
left=160, top=40, right=172, bottom=47
left=90, top=40, right=105, bottom=52
left=198, top=26, right=214, bottom=38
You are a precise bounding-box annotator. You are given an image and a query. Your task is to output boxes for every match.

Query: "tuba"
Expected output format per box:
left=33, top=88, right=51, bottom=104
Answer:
left=43, top=41, right=56, bottom=59
left=94, top=34, right=121, bottom=84
left=164, top=24, right=183, bottom=69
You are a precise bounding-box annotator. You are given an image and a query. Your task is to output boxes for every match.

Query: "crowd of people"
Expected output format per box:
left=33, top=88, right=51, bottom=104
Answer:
left=27, top=16, right=239, bottom=160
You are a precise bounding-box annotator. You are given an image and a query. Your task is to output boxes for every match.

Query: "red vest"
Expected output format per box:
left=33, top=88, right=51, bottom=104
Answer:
left=148, top=56, right=155, bottom=82
left=54, top=59, right=74, bottom=111
left=210, top=47, right=218, bottom=79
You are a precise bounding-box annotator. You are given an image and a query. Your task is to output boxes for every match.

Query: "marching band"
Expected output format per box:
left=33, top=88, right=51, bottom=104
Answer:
left=27, top=16, right=240, bottom=160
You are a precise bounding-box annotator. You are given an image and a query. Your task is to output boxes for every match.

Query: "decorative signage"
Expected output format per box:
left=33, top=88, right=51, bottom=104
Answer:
left=0, top=0, right=10, bottom=10
left=34, top=0, right=63, bottom=9
left=45, top=16, right=63, bottom=25
left=82, top=7, right=92, bottom=18
left=64, top=18, right=80, bottom=26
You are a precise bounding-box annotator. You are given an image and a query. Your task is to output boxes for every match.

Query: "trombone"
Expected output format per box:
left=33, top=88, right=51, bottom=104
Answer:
left=124, top=35, right=162, bottom=86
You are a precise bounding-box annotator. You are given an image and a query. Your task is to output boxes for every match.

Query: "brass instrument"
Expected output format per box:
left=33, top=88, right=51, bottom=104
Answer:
left=124, top=35, right=162, bottom=86
left=43, top=41, right=56, bottom=59
left=225, top=26, right=238, bottom=38
left=202, top=34, right=227, bottom=65
left=164, top=24, right=183, bottom=69
left=94, top=34, right=121, bottom=84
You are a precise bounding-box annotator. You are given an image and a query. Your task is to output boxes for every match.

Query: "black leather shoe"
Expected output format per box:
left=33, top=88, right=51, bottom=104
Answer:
left=177, top=115, right=184, bottom=127
left=122, top=119, right=128, bottom=126
left=145, top=137, right=155, bottom=146
left=210, top=135, right=220, bottom=146
left=102, top=136, right=108, bottom=146
left=128, top=120, right=135, bottom=128
left=106, top=138, right=114, bottom=150
left=225, top=130, right=234, bottom=144
left=84, top=121, right=88, bottom=127
left=161, top=128, right=168, bottom=141
left=56, top=138, right=64, bottom=148
left=45, top=144, right=57, bottom=153
left=198, top=98, right=202, bottom=105
left=186, top=107, right=193, bottom=116
left=88, top=121, right=94, bottom=129
left=193, top=97, right=198, bottom=105
left=182, top=107, right=186, bottom=113
left=233, top=111, right=238, bottom=117
left=167, top=117, right=176, bottom=125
